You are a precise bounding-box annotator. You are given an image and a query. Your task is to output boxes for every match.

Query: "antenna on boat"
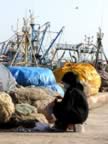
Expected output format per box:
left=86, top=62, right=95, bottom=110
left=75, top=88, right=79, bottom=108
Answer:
left=99, top=0, right=105, bottom=29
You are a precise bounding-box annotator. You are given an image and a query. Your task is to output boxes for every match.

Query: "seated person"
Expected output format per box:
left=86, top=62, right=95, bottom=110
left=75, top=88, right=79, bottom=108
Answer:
left=53, top=72, right=89, bottom=131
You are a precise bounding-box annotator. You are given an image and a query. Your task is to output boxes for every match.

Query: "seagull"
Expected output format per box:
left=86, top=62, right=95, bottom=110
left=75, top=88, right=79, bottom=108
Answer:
left=75, top=6, right=79, bottom=9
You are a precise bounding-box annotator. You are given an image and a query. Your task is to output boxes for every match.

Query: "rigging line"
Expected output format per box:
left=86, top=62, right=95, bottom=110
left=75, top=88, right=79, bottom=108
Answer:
left=58, top=51, right=65, bottom=61
left=0, top=34, right=16, bottom=44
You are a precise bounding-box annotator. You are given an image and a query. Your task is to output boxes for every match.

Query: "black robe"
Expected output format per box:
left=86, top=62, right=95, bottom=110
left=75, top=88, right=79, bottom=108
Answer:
left=53, top=83, right=89, bottom=128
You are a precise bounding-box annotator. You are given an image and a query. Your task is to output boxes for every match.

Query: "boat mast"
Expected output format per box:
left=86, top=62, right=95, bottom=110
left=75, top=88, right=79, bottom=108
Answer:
left=95, top=27, right=107, bottom=69
left=22, top=18, right=30, bottom=66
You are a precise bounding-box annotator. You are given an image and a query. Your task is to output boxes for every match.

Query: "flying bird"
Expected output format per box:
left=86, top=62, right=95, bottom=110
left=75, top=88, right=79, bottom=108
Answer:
left=75, top=6, right=79, bottom=9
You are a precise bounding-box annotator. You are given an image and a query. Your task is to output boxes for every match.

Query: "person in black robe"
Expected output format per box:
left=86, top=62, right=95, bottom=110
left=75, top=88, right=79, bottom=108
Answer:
left=53, top=72, right=89, bottom=131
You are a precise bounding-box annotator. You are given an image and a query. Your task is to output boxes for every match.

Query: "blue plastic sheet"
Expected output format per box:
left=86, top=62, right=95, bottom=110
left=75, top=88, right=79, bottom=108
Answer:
left=9, top=66, right=56, bottom=86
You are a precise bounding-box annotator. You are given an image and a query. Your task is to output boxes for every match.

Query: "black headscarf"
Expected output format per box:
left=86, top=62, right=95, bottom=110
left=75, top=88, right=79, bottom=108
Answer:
left=62, top=72, right=83, bottom=91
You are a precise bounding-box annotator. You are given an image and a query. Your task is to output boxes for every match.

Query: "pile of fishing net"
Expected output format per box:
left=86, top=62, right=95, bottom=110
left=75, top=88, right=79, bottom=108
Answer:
left=0, top=86, right=58, bottom=128
left=0, top=65, right=63, bottom=128
left=0, top=92, right=15, bottom=123
left=12, top=86, right=57, bottom=123
left=54, top=62, right=101, bottom=96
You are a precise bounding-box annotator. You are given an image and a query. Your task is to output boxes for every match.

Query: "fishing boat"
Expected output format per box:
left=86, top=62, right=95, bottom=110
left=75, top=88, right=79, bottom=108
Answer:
left=0, top=11, right=64, bottom=67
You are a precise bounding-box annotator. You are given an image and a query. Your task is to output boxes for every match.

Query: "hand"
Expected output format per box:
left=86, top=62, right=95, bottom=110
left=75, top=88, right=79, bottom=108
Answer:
left=56, top=95, right=63, bottom=99
left=54, top=96, right=63, bottom=103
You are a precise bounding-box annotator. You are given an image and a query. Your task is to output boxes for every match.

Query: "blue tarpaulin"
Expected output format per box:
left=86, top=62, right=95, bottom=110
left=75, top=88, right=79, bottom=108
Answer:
left=9, top=66, right=56, bottom=86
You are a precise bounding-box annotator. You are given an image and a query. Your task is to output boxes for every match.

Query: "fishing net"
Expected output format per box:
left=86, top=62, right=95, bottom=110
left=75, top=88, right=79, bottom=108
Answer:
left=54, top=62, right=101, bottom=96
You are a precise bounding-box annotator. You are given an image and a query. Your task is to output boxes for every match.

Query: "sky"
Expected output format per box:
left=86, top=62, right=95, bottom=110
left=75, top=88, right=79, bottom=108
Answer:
left=0, top=0, right=108, bottom=56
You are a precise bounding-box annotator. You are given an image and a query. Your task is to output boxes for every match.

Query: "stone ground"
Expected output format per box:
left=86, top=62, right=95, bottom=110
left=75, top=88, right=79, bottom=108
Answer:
left=0, top=104, right=108, bottom=144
